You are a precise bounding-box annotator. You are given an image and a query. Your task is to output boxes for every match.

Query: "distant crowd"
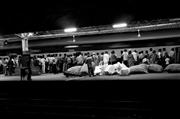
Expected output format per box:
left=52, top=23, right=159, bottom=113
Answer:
left=0, top=47, right=176, bottom=76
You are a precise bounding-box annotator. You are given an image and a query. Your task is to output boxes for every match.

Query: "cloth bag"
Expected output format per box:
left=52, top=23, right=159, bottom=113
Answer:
left=80, top=63, right=88, bottom=75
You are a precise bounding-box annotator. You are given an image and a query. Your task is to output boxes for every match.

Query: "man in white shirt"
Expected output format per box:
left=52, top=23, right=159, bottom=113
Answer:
left=0, top=59, right=2, bottom=66
left=122, top=49, right=128, bottom=66
left=169, top=48, right=175, bottom=57
left=132, top=50, right=138, bottom=65
left=76, top=52, right=84, bottom=66
left=40, top=57, right=46, bottom=74
left=103, top=51, right=110, bottom=66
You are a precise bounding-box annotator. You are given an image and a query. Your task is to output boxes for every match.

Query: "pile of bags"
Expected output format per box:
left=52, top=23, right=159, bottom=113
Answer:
left=64, top=62, right=131, bottom=77
left=64, top=64, right=89, bottom=77
left=94, top=62, right=130, bottom=76
left=64, top=62, right=180, bottom=77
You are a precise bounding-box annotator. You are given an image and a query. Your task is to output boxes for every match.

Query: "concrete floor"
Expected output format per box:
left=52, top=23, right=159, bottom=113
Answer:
left=0, top=72, right=180, bottom=81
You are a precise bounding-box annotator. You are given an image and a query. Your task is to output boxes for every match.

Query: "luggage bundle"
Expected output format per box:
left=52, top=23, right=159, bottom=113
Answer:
left=94, top=62, right=130, bottom=76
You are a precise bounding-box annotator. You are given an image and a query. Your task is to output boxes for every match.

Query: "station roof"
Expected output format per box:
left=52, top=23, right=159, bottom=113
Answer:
left=1, top=18, right=180, bottom=42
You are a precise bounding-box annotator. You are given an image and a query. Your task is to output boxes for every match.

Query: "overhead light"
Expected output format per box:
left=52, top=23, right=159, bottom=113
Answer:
left=72, top=35, right=76, bottom=42
left=138, top=29, right=141, bottom=37
left=65, top=45, right=79, bottom=48
left=64, top=27, right=77, bottom=33
left=28, top=32, right=34, bottom=37
left=112, top=23, right=127, bottom=28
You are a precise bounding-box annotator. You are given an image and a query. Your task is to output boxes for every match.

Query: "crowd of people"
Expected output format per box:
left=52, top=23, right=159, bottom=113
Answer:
left=0, top=47, right=176, bottom=76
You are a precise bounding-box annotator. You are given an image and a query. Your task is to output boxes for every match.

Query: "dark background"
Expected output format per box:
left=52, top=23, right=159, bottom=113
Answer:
left=0, top=0, right=179, bottom=34
left=0, top=81, right=180, bottom=118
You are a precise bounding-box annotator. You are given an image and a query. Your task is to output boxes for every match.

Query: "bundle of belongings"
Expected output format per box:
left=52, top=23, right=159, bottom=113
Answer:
left=164, top=64, right=180, bottom=73
left=64, top=62, right=131, bottom=77
left=64, top=62, right=180, bottom=77
left=64, top=63, right=89, bottom=77
left=101, top=62, right=130, bottom=76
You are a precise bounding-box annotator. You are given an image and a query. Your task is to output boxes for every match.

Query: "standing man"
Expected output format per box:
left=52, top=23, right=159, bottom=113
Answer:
left=162, top=48, right=168, bottom=68
left=92, top=52, right=99, bottom=66
left=76, top=52, right=84, bottom=66
left=157, top=49, right=163, bottom=65
left=99, top=52, right=104, bottom=66
left=127, top=50, right=135, bottom=67
left=151, top=50, right=158, bottom=64
left=109, top=50, right=117, bottom=65
left=20, top=54, right=32, bottom=81
left=40, top=56, right=46, bottom=74
left=7, top=56, right=14, bottom=76
left=122, top=49, right=128, bottom=67
left=132, top=50, right=138, bottom=65
left=103, top=51, right=110, bottom=67
left=169, top=48, right=175, bottom=63
left=0, top=58, right=3, bottom=74
left=86, top=52, right=94, bottom=77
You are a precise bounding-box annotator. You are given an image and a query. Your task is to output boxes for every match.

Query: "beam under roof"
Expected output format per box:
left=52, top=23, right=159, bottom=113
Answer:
left=1, top=18, right=180, bottom=42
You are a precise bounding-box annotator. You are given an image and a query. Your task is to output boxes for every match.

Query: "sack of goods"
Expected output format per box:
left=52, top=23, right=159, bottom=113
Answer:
left=94, top=65, right=103, bottom=75
left=104, top=65, right=116, bottom=75
left=119, top=68, right=130, bottom=76
left=113, top=62, right=122, bottom=71
left=164, top=64, right=180, bottom=73
left=148, top=64, right=163, bottom=73
left=65, top=66, right=82, bottom=76
left=129, top=64, right=149, bottom=74
left=116, top=62, right=130, bottom=76
left=80, top=63, right=88, bottom=76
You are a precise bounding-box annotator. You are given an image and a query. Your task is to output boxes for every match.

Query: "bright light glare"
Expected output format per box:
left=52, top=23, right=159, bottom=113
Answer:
left=112, top=23, right=127, bottom=28
left=28, top=32, right=34, bottom=37
left=64, top=28, right=77, bottom=33
left=65, top=45, right=79, bottom=48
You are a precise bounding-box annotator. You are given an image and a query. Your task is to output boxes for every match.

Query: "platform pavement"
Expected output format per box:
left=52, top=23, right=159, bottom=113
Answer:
left=0, top=72, right=180, bottom=81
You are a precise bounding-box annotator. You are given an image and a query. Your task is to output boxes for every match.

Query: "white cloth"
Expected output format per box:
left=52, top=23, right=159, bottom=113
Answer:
left=104, top=65, right=113, bottom=72
left=111, top=62, right=130, bottom=75
left=120, top=62, right=128, bottom=69
left=94, top=66, right=103, bottom=75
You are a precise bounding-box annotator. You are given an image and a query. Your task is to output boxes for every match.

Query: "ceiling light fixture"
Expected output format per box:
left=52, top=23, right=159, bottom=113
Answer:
left=112, top=23, right=127, bottom=28
left=64, top=27, right=77, bottom=33
left=65, top=45, right=79, bottom=48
